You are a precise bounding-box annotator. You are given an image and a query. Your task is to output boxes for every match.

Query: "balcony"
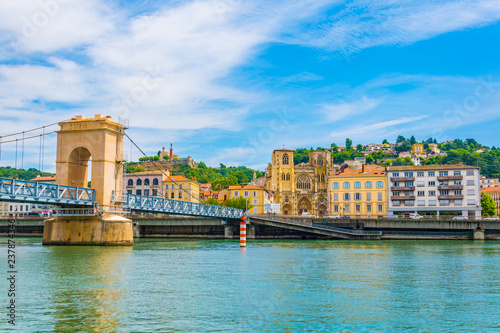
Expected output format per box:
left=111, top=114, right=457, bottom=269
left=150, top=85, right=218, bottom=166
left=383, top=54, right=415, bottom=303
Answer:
left=391, top=196, right=415, bottom=201
left=438, top=195, right=464, bottom=200
left=391, top=186, right=415, bottom=191
left=437, top=185, right=463, bottom=190
left=437, top=175, right=463, bottom=181
left=391, top=177, right=415, bottom=182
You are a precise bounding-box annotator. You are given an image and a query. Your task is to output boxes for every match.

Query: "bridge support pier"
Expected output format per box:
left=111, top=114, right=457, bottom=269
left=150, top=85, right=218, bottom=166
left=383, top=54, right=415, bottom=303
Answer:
left=247, top=225, right=256, bottom=239
left=43, top=215, right=133, bottom=246
left=473, top=228, right=485, bottom=240
left=224, top=225, right=235, bottom=239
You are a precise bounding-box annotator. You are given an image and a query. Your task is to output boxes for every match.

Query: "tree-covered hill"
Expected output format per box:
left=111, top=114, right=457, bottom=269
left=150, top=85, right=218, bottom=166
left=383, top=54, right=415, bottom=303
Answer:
left=0, top=167, right=53, bottom=181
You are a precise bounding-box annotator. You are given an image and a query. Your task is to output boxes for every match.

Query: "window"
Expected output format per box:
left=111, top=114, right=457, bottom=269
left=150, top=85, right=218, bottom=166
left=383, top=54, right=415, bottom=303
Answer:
left=354, top=193, right=362, bottom=201
left=171, top=193, right=174, bottom=199
left=467, top=189, right=475, bottom=195
left=454, top=171, right=461, bottom=176
left=136, top=190, right=142, bottom=195
left=127, top=179, right=133, bottom=186
left=333, top=182, right=340, bottom=189
left=393, top=191, right=400, bottom=196
left=244, top=191, right=249, bottom=197
left=165, top=184, right=169, bottom=190
left=440, top=190, right=449, bottom=196
left=234, top=191, right=239, bottom=197
left=281, top=173, right=285, bottom=181
left=405, top=182, right=414, bottom=187
left=378, top=204, right=383, bottom=212
left=286, top=173, right=290, bottom=181
left=378, top=192, right=383, bottom=201
left=152, top=189, right=158, bottom=196
left=367, top=205, right=372, bottom=213
left=356, top=205, right=361, bottom=213
left=252, top=199, right=258, bottom=205
left=365, top=181, right=373, bottom=189
left=317, top=156, right=324, bottom=166
left=428, top=181, right=436, bottom=186
left=417, top=181, right=425, bottom=187
left=429, top=191, right=436, bottom=196
left=405, top=201, right=414, bottom=206
left=343, top=193, right=351, bottom=201
left=404, top=172, right=413, bottom=177
left=417, top=172, right=424, bottom=177
left=428, top=172, right=435, bottom=177
left=454, top=200, right=462, bottom=205
left=136, top=179, right=142, bottom=186
left=454, top=180, right=462, bottom=185
left=334, top=193, right=338, bottom=201
left=127, top=190, right=132, bottom=194
left=144, top=178, right=150, bottom=185
left=418, top=200, right=425, bottom=206
left=179, top=192, right=182, bottom=199
left=354, top=182, right=361, bottom=189
left=172, top=185, right=175, bottom=190
left=467, top=199, right=476, bottom=205
left=334, top=205, right=339, bottom=213
left=418, top=191, right=425, bottom=196
left=466, top=180, right=475, bottom=186
left=393, top=201, right=400, bottom=206
left=153, top=178, right=159, bottom=185
left=454, top=190, right=462, bottom=195
left=253, top=208, right=258, bottom=214
left=376, top=181, right=384, bottom=188
left=439, top=171, right=448, bottom=177
left=343, top=182, right=351, bottom=189
left=367, top=193, right=372, bottom=201
left=282, top=153, right=289, bottom=165
left=253, top=191, right=257, bottom=197
left=144, top=189, right=150, bottom=196
left=466, top=170, right=474, bottom=176
left=392, top=172, right=400, bottom=177
left=179, top=185, right=182, bottom=189
left=440, top=200, right=450, bottom=206
left=297, top=174, right=311, bottom=190
left=429, top=200, right=436, bottom=206
left=345, top=204, right=349, bottom=213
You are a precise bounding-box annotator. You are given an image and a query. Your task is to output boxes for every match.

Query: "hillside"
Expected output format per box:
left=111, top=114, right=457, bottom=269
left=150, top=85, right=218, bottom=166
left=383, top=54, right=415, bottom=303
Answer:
left=0, top=167, right=53, bottom=181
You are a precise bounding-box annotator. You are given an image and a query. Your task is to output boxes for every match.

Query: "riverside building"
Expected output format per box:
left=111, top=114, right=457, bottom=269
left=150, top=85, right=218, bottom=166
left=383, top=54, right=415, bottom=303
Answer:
left=387, top=164, right=481, bottom=218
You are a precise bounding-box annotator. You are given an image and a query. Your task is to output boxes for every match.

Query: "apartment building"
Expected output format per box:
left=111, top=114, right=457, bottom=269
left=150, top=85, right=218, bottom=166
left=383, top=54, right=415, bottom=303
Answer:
left=164, top=176, right=200, bottom=203
left=124, top=170, right=170, bottom=197
left=480, top=176, right=499, bottom=189
left=329, top=164, right=388, bottom=218
left=387, top=164, right=481, bottom=218
left=229, top=185, right=274, bottom=215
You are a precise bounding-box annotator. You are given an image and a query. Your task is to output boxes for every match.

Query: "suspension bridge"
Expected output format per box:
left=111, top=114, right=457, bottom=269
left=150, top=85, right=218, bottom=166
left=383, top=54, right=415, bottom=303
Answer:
left=0, top=115, right=243, bottom=245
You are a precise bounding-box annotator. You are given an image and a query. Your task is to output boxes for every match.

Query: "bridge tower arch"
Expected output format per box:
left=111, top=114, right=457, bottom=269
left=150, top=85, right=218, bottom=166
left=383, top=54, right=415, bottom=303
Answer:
left=56, top=115, right=123, bottom=206
left=43, top=114, right=132, bottom=246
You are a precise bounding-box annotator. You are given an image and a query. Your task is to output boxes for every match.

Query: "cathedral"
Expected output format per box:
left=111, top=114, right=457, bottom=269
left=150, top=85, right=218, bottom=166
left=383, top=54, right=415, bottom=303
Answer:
left=266, top=149, right=335, bottom=216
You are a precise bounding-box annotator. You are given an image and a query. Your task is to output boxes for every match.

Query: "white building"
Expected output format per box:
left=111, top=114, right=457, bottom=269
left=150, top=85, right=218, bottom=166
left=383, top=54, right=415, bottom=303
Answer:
left=387, top=164, right=481, bottom=218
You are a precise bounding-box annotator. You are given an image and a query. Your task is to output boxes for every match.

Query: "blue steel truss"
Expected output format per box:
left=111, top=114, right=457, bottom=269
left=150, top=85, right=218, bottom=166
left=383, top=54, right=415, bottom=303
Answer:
left=0, top=178, right=95, bottom=206
left=123, top=194, right=244, bottom=219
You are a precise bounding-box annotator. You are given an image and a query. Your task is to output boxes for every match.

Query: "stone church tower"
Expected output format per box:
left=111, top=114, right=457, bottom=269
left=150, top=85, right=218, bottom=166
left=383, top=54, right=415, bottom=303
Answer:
left=267, top=149, right=334, bottom=216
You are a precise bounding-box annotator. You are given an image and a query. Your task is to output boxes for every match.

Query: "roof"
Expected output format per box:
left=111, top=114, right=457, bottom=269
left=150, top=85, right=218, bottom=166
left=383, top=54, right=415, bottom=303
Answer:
left=30, top=176, right=56, bottom=182
left=333, top=165, right=386, bottom=177
left=482, top=186, right=500, bottom=193
left=164, top=175, right=197, bottom=182
left=388, top=164, right=478, bottom=171
left=228, top=185, right=266, bottom=190
left=123, top=170, right=169, bottom=176
left=273, top=148, right=294, bottom=152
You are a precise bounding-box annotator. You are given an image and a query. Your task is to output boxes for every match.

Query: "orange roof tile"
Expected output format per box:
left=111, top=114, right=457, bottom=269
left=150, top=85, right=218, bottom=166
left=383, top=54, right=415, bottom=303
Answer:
left=333, top=165, right=386, bottom=177
left=30, top=176, right=56, bottom=181
left=482, top=186, right=500, bottom=193
left=388, top=164, right=478, bottom=171
left=164, top=175, right=196, bottom=182
left=228, top=185, right=265, bottom=190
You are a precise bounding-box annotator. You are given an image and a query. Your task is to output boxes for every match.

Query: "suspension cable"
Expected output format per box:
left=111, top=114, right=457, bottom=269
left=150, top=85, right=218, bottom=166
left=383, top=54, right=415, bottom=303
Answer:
left=21, top=132, right=24, bottom=170
left=0, top=122, right=60, bottom=139
left=0, top=131, right=56, bottom=145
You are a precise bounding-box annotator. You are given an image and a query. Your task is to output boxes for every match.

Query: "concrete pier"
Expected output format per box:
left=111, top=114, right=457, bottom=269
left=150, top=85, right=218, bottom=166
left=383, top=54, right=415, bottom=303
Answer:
left=473, top=229, right=485, bottom=240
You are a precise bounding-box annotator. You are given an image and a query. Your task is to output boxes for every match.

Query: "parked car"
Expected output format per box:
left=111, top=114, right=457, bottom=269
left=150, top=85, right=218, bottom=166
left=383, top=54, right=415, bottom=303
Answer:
left=383, top=215, right=398, bottom=219
left=327, top=215, right=341, bottom=219
left=26, top=212, right=42, bottom=217
left=452, top=216, right=468, bottom=220
left=483, top=216, right=500, bottom=220
left=409, top=213, right=424, bottom=220
left=301, top=212, right=314, bottom=217
left=340, top=215, right=351, bottom=219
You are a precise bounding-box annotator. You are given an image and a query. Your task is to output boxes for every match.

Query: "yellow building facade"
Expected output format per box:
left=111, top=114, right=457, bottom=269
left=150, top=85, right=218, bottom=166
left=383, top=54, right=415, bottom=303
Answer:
left=164, top=176, right=200, bottom=203
left=329, top=164, right=388, bottom=218
left=229, top=185, right=272, bottom=215
left=413, top=144, right=424, bottom=154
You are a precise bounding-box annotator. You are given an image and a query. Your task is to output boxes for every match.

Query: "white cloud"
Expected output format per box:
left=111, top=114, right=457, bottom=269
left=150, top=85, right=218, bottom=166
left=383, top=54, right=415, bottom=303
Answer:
left=320, top=95, right=382, bottom=122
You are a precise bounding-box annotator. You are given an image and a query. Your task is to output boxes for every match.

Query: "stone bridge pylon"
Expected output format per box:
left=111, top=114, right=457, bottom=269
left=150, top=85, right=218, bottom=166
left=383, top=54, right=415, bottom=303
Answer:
left=43, top=115, right=133, bottom=246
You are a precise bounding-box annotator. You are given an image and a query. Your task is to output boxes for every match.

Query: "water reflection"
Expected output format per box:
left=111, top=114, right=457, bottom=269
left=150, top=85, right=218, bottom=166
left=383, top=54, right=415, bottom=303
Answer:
left=43, top=246, right=132, bottom=332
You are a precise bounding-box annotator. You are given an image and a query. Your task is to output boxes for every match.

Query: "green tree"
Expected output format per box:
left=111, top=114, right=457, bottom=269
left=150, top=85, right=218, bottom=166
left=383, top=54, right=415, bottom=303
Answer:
left=203, top=197, right=221, bottom=206
left=356, top=144, right=363, bottom=152
left=330, top=144, right=338, bottom=152
left=366, top=155, right=374, bottom=164
left=224, top=197, right=254, bottom=211
left=346, top=138, right=353, bottom=150
left=395, top=141, right=412, bottom=153
left=396, top=135, right=406, bottom=143
left=481, top=193, right=497, bottom=217
left=382, top=139, right=389, bottom=144
left=392, top=158, right=405, bottom=166
left=403, top=157, right=414, bottom=165
left=410, top=135, right=417, bottom=145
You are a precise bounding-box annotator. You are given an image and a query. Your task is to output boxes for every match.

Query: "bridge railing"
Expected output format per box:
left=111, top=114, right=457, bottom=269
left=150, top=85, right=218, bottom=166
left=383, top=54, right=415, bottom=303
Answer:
left=0, top=178, right=95, bottom=206
left=123, top=194, right=244, bottom=219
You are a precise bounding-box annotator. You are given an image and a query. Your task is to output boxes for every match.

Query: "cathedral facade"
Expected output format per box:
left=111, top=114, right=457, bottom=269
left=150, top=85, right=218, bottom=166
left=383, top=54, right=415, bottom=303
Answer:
left=266, top=149, right=335, bottom=216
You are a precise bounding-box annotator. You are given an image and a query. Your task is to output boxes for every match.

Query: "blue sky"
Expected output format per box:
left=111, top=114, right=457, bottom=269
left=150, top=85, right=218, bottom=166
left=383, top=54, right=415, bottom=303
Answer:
left=1, top=0, right=500, bottom=171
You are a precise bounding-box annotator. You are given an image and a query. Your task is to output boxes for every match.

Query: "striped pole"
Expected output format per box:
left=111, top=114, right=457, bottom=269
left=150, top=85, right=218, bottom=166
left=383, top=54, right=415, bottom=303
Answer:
left=240, top=215, right=246, bottom=247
